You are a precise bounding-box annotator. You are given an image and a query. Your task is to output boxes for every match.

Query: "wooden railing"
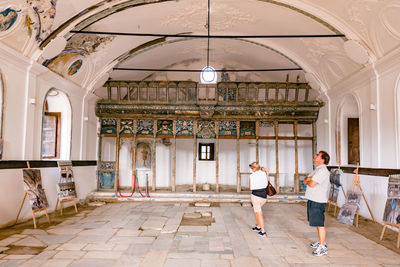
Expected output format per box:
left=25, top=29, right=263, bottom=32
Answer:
left=102, top=81, right=314, bottom=105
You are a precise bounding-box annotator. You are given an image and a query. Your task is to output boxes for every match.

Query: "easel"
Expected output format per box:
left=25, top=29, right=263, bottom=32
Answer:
left=350, top=163, right=375, bottom=227
left=15, top=162, right=51, bottom=228
left=327, top=164, right=347, bottom=215
left=55, top=197, right=78, bottom=215
left=380, top=222, right=400, bottom=248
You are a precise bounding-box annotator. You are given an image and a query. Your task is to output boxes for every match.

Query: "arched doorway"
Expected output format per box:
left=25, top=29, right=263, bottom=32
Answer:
left=41, top=88, right=72, bottom=159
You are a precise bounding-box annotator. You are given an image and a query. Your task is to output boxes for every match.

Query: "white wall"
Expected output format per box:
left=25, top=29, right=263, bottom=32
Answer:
left=0, top=166, right=97, bottom=228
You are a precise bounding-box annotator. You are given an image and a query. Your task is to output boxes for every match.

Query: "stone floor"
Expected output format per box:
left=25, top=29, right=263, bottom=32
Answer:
left=0, top=202, right=399, bottom=267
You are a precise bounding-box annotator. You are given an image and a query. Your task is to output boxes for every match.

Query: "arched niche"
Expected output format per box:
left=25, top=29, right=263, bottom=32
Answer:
left=118, top=139, right=133, bottom=187
left=41, top=88, right=72, bottom=160
left=337, top=94, right=360, bottom=166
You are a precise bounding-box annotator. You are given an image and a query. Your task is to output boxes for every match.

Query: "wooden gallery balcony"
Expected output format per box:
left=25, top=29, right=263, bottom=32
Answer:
left=96, top=81, right=323, bottom=120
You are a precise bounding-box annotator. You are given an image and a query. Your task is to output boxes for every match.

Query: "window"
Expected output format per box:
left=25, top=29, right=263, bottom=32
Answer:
left=199, top=143, right=215, bottom=160
left=348, top=118, right=360, bottom=164
left=42, top=112, right=61, bottom=158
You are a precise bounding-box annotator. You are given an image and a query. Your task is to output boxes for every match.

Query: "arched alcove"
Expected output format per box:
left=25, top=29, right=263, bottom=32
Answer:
left=41, top=88, right=72, bottom=160
left=118, top=139, right=133, bottom=187
left=337, top=94, right=360, bottom=166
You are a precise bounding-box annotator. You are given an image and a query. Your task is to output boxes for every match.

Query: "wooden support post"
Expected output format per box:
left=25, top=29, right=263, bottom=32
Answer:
left=114, top=119, right=121, bottom=192
left=256, top=121, right=259, bottom=163
left=274, top=121, right=280, bottom=193
left=56, top=198, right=78, bottom=215
left=172, top=120, right=176, bottom=192
left=32, top=208, right=50, bottom=229
left=193, top=121, right=197, bottom=192
left=97, top=118, right=103, bottom=190
left=132, top=122, right=137, bottom=191
left=236, top=121, right=241, bottom=192
left=312, top=121, right=317, bottom=162
left=152, top=120, right=157, bottom=191
left=294, top=121, right=299, bottom=193
left=215, top=121, right=219, bottom=193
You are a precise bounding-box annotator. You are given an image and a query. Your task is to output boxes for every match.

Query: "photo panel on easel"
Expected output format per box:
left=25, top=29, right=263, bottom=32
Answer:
left=57, top=161, right=76, bottom=199
left=337, top=203, right=358, bottom=226
left=383, top=198, right=400, bottom=224
left=388, top=174, right=400, bottom=198
left=22, top=169, right=49, bottom=210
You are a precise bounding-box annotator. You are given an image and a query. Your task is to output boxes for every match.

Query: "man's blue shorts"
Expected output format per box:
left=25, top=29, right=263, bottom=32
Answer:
left=307, top=200, right=326, bottom=227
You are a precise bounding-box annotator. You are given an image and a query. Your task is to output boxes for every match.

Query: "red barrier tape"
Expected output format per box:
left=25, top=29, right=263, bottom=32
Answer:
left=117, top=174, right=146, bottom=198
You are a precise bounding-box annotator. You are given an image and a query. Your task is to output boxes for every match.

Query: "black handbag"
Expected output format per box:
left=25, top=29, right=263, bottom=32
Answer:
left=266, top=181, right=276, bottom=196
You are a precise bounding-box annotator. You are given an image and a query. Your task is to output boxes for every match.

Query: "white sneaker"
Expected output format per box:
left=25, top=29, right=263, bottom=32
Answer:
left=309, top=241, right=327, bottom=249
left=312, top=245, right=328, bottom=256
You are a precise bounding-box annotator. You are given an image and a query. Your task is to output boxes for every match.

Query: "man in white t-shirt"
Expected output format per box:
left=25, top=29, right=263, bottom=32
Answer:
left=303, top=151, right=330, bottom=256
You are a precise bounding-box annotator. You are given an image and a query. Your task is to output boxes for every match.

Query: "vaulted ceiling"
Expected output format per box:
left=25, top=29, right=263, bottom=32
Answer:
left=2, top=0, right=400, bottom=98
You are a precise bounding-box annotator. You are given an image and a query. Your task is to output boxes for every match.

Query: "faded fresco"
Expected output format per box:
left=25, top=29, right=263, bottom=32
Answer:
left=101, top=118, right=117, bottom=135
left=120, top=119, right=134, bottom=135
left=197, top=121, right=216, bottom=139
left=176, top=120, right=193, bottom=136
left=219, top=121, right=236, bottom=137
left=157, top=120, right=173, bottom=136
left=0, top=8, right=18, bottom=32
left=137, top=120, right=154, bottom=136
left=57, top=161, right=76, bottom=199
left=240, top=121, right=256, bottom=137
left=27, top=0, right=57, bottom=42
left=136, top=143, right=151, bottom=169
left=22, top=169, right=49, bottom=210
left=67, top=59, right=82, bottom=76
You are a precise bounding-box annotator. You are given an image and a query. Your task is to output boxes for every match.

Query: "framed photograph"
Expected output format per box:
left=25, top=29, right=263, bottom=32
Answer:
left=329, top=184, right=340, bottom=202
left=346, top=190, right=362, bottom=206
left=22, top=169, right=49, bottom=210
left=388, top=175, right=400, bottom=198
left=383, top=198, right=400, bottom=224
left=329, top=169, right=342, bottom=186
left=337, top=203, right=358, bottom=226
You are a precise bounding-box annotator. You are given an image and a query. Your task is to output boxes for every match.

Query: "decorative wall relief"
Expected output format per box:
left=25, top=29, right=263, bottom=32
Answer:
left=136, top=142, right=151, bottom=169
left=66, top=34, right=115, bottom=54
left=219, top=121, right=237, bottom=137
left=240, top=121, right=256, bottom=137
left=197, top=121, right=216, bottom=139
left=157, top=120, right=173, bottom=136
left=137, top=120, right=154, bottom=136
left=0, top=7, right=18, bottom=32
left=67, top=59, right=82, bottom=76
left=99, top=161, right=115, bottom=189
left=22, top=169, right=49, bottom=210
left=27, top=0, right=57, bottom=42
left=120, top=119, right=134, bottom=135
left=176, top=120, right=193, bottom=136
left=101, top=118, right=117, bottom=135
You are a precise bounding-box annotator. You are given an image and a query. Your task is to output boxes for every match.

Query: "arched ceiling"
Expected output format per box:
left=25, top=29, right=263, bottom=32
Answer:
left=1, top=0, right=400, bottom=97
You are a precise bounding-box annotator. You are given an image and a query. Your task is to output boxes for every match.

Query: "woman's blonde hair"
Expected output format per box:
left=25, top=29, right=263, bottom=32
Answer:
left=249, top=161, right=261, bottom=171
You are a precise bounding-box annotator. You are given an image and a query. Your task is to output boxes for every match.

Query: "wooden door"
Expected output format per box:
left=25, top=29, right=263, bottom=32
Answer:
left=348, top=118, right=360, bottom=164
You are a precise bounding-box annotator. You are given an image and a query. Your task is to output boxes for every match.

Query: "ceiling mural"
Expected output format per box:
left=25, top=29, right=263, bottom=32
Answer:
left=66, top=34, right=114, bottom=54
left=1, top=0, right=400, bottom=94
left=27, top=0, right=58, bottom=42
left=0, top=7, right=18, bottom=32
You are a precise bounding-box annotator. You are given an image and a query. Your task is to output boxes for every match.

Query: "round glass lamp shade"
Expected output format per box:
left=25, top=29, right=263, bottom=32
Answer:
left=200, top=66, right=217, bottom=84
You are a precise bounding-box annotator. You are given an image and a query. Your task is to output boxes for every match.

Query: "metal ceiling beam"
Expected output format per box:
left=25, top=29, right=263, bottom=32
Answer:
left=70, top=30, right=345, bottom=39
left=113, top=67, right=303, bottom=72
